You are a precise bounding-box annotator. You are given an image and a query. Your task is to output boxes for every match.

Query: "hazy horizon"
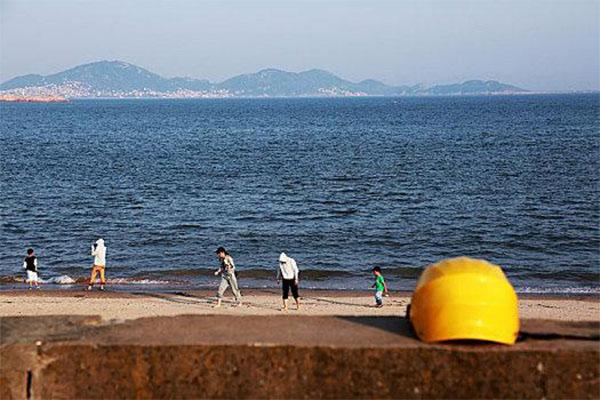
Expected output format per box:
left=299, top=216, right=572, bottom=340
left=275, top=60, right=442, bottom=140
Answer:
left=1, top=0, right=598, bottom=91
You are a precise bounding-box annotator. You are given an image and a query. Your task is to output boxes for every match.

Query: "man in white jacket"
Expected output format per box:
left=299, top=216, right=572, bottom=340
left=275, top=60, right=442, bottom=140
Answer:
left=87, top=238, right=107, bottom=291
left=277, top=252, right=300, bottom=311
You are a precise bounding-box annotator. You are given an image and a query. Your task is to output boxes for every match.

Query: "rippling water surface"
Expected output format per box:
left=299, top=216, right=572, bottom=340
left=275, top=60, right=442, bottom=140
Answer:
left=1, top=95, right=598, bottom=292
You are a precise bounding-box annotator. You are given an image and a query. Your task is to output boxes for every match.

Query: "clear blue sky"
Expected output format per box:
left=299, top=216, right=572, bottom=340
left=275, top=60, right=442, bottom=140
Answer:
left=1, top=0, right=598, bottom=91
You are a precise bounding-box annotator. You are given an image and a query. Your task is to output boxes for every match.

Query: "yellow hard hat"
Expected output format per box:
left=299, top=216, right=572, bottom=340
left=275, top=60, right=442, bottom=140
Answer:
left=409, top=257, right=519, bottom=345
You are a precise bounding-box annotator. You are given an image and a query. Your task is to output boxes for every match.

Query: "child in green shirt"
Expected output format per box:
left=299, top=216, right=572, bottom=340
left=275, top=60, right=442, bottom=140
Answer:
left=371, top=267, right=388, bottom=307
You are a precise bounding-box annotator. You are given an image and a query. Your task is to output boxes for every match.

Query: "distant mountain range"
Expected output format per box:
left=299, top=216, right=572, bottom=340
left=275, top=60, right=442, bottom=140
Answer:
left=0, top=60, right=528, bottom=99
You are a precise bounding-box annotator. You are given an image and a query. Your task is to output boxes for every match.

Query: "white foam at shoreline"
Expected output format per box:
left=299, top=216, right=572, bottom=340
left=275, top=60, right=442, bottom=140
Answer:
left=42, top=275, right=76, bottom=284
left=515, top=286, right=600, bottom=294
left=107, top=278, right=174, bottom=285
left=2, top=273, right=599, bottom=294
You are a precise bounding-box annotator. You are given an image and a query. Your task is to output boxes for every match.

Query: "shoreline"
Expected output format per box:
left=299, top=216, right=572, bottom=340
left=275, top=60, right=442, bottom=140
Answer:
left=3, top=93, right=598, bottom=102
left=1, top=285, right=599, bottom=301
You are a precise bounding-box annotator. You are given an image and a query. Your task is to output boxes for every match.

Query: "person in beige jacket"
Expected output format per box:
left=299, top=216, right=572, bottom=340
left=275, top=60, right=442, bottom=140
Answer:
left=87, top=238, right=107, bottom=291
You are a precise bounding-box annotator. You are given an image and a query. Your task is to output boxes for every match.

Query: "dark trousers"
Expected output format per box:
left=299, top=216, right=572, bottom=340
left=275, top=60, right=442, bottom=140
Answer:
left=282, top=279, right=299, bottom=300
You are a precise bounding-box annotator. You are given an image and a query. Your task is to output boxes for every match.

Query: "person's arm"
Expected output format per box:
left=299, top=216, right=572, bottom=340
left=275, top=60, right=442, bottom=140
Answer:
left=34, top=259, right=38, bottom=272
left=91, top=244, right=97, bottom=256
left=226, top=256, right=235, bottom=271
left=383, top=279, right=389, bottom=295
left=292, top=260, right=299, bottom=283
left=23, top=260, right=27, bottom=269
left=276, top=266, right=281, bottom=282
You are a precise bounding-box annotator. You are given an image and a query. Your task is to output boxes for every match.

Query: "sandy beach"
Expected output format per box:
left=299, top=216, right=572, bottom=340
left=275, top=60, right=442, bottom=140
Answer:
left=0, top=288, right=597, bottom=321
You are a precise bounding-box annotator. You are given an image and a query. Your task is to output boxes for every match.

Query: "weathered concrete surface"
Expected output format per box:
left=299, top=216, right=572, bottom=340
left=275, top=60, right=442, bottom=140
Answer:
left=1, top=315, right=598, bottom=399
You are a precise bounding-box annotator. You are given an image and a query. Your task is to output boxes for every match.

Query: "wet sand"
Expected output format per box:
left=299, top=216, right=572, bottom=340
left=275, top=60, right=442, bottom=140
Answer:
left=0, top=289, right=597, bottom=321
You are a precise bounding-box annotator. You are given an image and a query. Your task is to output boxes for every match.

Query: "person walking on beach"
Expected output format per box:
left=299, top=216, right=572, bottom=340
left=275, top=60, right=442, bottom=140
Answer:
left=23, top=248, right=41, bottom=289
left=277, top=252, right=300, bottom=311
left=214, top=246, right=242, bottom=307
left=87, top=238, right=107, bottom=291
left=371, top=266, right=389, bottom=307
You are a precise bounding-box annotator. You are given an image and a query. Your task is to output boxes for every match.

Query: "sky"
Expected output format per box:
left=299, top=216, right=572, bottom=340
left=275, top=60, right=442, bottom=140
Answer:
left=0, top=0, right=598, bottom=91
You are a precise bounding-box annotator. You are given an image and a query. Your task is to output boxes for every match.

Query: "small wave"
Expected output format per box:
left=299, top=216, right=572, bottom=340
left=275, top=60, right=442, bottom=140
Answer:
left=127, top=237, right=186, bottom=247
left=330, top=208, right=359, bottom=216
left=1, top=223, right=25, bottom=234
left=302, top=212, right=361, bottom=221
left=324, top=175, right=362, bottom=182
left=296, top=269, right=355, bottom=280
left=0, top=274, right=83, bottom=284
left=233, top=215, right=263, bottom=222
left=135, top=268, right=356, bottom=281
left=509, top=270, right=600, bottom=283
left=0, top=274, right=174, bottom=286
left=169, top=223, right=204, bottom=230
left=21, top=267, right=425, bottom=283
left=108, top=278, right=175, bottom=285
left=163, top=268, right=208, bottom=277
left=316, top=199, right=347, bottom=206
left=54, top=265, right=130, bottom=274
left=43, top=275, right=76, bottom=284
left=516, top=286, right=600, bottom=294
left=382, top=266, right=424, bottom=279
left=134, top=268, right=214, bottom=278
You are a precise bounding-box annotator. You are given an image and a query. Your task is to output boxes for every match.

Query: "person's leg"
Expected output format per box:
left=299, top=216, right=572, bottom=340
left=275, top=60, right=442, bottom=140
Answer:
left=215, top=276, right=229, bottom=307
left=88, top=266, right=98, bottom=290
left=99, top=267, right=106, bottom=290
left=228, top=273, right=242, bottom=305
left=281, top=279, right=290, bottom=310
left=375, top=290, right=383, bottom=307
left=291, top=281, right=300, bottom=309
left=27, top=271, right=32, bottom=289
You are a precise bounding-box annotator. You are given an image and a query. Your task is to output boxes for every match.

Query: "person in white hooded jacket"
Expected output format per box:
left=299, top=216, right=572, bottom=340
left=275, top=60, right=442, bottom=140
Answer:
left=277, top=252, right=300, bottom=310
left=87, top=238, right=107, bottom=291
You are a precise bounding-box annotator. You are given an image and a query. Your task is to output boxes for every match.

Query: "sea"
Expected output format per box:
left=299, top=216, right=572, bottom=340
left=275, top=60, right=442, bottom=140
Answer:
left=1, top=94, right=599, bottom=293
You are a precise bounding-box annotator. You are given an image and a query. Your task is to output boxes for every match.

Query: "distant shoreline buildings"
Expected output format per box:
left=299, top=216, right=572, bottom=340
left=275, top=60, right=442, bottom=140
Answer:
left=0, top=93, right=68, bottom=103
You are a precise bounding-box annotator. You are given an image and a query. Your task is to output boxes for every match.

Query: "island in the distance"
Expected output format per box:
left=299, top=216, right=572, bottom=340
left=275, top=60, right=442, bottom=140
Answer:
left=0, top=60, right=528, bottom=99
left=0, top=93, right=68, bottom=103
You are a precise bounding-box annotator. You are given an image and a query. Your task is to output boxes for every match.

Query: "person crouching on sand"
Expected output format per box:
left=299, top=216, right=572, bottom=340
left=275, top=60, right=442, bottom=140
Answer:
left=277, top=252, right=300, bottom=311
left=87, top=238, right=107, bottom=291
left=214, top=246, right=242, bottom=307
left=23, top=248, right=41, bottom=289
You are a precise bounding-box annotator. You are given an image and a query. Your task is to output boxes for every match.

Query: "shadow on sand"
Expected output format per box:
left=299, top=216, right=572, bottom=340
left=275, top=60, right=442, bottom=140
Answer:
left=336, top=315, right=415, bottom=337
left=130, top=291, right=214, bottom=306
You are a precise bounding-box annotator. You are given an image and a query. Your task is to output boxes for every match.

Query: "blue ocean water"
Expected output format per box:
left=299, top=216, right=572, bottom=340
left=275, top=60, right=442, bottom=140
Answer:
left=1, top=95, right=598, bottom=292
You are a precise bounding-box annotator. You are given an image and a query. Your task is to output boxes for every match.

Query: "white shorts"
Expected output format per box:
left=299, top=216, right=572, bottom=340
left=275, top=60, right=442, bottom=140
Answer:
left=26, top=270, right=39, bottom=283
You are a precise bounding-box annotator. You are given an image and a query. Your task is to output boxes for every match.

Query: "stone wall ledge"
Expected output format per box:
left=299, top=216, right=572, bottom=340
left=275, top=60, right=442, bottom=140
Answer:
left=1, top=315, right=598, bottom=399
